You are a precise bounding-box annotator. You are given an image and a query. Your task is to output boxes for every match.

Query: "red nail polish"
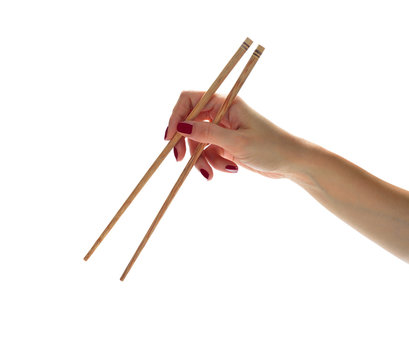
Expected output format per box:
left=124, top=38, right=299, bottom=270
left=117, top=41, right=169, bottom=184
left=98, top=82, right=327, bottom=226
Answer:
left=173, top=147, right=178, bottom=160
left=225, top=165, right=238, bottom=172
left=177, top=122, right=193, bottom=134
left=164, top=126, right=168, bottom=140
left=200, top=169, right=209, bottom=180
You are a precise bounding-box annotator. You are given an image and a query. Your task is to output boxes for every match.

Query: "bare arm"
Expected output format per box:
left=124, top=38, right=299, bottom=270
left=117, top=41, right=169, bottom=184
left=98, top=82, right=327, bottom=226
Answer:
left=289, top=140, right=409, bottom=263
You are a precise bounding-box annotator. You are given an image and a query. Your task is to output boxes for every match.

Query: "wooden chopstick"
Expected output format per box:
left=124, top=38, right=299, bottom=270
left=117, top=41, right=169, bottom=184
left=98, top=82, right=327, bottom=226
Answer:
left=120, top=45, right=265, bottom=281
left=83, top=38, right=253, bottom=261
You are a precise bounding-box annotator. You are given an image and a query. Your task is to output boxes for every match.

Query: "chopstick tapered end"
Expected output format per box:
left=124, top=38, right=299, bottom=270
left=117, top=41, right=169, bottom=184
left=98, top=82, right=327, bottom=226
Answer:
left=83, top=248, right=94, bottom=261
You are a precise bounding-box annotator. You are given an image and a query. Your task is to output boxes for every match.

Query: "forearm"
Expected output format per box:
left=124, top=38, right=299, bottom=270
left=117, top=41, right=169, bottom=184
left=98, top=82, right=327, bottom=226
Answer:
left=288, top=139, right=409, bottom=263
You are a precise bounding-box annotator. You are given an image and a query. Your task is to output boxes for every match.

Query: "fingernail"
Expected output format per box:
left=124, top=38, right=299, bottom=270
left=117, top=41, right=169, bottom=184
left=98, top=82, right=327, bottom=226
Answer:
left=164, top=126, right=168, bottom=140
left=225, top=165, right=238, bottom=173
left=174, top=147, right=178, bottom=160
left=177, top=122, right=193, bottom=134
left=200, top=169, right=209, bottom=180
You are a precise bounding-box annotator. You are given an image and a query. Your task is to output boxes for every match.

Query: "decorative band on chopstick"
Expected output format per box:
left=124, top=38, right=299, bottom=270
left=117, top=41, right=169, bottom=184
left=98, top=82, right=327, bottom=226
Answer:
left=253, top=49, right=262, bottom=58
left=241, top=41, right=251, bottom=51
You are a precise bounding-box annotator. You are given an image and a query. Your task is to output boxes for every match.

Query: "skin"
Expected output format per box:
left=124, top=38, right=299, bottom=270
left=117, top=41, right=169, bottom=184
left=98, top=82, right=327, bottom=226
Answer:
left=165, top=91, right=409, bottom=263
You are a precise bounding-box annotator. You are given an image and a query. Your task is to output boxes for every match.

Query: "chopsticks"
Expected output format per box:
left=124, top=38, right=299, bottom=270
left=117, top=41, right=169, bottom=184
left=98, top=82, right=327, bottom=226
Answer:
left=84, top=38, right=253, bottom=261
left=83, top=38, right=264, bottom=281
left=120, top=45, right=265, bottom=281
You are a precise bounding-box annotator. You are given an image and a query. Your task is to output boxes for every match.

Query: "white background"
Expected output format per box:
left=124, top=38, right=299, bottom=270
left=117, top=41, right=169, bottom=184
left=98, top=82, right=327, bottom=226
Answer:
left=1, top=1, right=409, bottom=359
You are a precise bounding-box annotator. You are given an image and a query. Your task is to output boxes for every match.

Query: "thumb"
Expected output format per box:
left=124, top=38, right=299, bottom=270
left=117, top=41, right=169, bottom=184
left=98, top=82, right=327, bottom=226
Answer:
left=176, top=121, right=236, bottom=150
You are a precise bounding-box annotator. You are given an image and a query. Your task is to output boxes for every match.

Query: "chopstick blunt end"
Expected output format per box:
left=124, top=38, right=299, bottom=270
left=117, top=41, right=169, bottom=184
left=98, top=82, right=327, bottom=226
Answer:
left=241, top=40, right=252, bottom=51
left=256, top=45, right=265, bottom=53
left=253, top=45, right=265, bottom=58
left=243, top=37, right=253, bottom=47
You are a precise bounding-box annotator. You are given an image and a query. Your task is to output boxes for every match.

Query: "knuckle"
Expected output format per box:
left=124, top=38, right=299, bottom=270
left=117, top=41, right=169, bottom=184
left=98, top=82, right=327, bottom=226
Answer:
left=172, top=91, right=190, bottom=114
left=179, top=90, right=189, bottom=99
left=234, top=95, right=243, bottom=104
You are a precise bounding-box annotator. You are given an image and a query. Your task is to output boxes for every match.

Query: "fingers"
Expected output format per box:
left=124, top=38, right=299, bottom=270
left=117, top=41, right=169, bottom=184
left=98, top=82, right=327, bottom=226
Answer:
left=165, top=91, right=204, bottom=142
left=188, top=139, right=213, bottom=180
left=165, top=91, right=208, bottom=162
left=165, top=91, right=224, bottom=139
left=164, top=91, right=241, bottom=179
left=187, top=141, right=239, bottom=180
left=203, top=145, right=238, bottom=173
left=176, top=120, right=237, bottom=153
left=173, top=137, right=186, bottom=162
left=165, top=91, right=229, bottom=138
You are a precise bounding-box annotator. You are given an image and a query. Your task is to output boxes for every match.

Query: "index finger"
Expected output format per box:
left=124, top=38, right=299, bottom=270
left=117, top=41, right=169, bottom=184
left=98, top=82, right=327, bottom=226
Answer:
left=165, top=91, right=224, bottom=141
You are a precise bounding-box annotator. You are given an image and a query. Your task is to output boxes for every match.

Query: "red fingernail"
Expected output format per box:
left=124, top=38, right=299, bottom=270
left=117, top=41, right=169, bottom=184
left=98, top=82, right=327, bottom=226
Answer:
left=200, top=169, right=209, bottom=180
left=164, top=126, right=168, bottom=140
left=173, top=147, right=178, bottom=160
left=177, top=122, right=193, bottom=134
left=225, top=165, right=238, bottom=172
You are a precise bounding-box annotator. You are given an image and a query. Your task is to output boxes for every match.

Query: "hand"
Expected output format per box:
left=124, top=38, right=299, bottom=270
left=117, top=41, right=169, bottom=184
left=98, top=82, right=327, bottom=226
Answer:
left=164, top=91, right=305, bottom=180
left=165, top=92, right=409, bottom=263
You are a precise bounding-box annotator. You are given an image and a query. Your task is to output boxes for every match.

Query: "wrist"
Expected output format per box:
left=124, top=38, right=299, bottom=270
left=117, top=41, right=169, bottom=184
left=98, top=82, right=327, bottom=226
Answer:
left=283, top=136, right=326, bottom=189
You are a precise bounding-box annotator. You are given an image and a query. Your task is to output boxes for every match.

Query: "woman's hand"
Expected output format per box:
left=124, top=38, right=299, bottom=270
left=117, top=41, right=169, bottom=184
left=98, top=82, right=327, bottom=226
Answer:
left=164, top=91, right=305, bottom=180
left=164, top=91, right=409, bottom=263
